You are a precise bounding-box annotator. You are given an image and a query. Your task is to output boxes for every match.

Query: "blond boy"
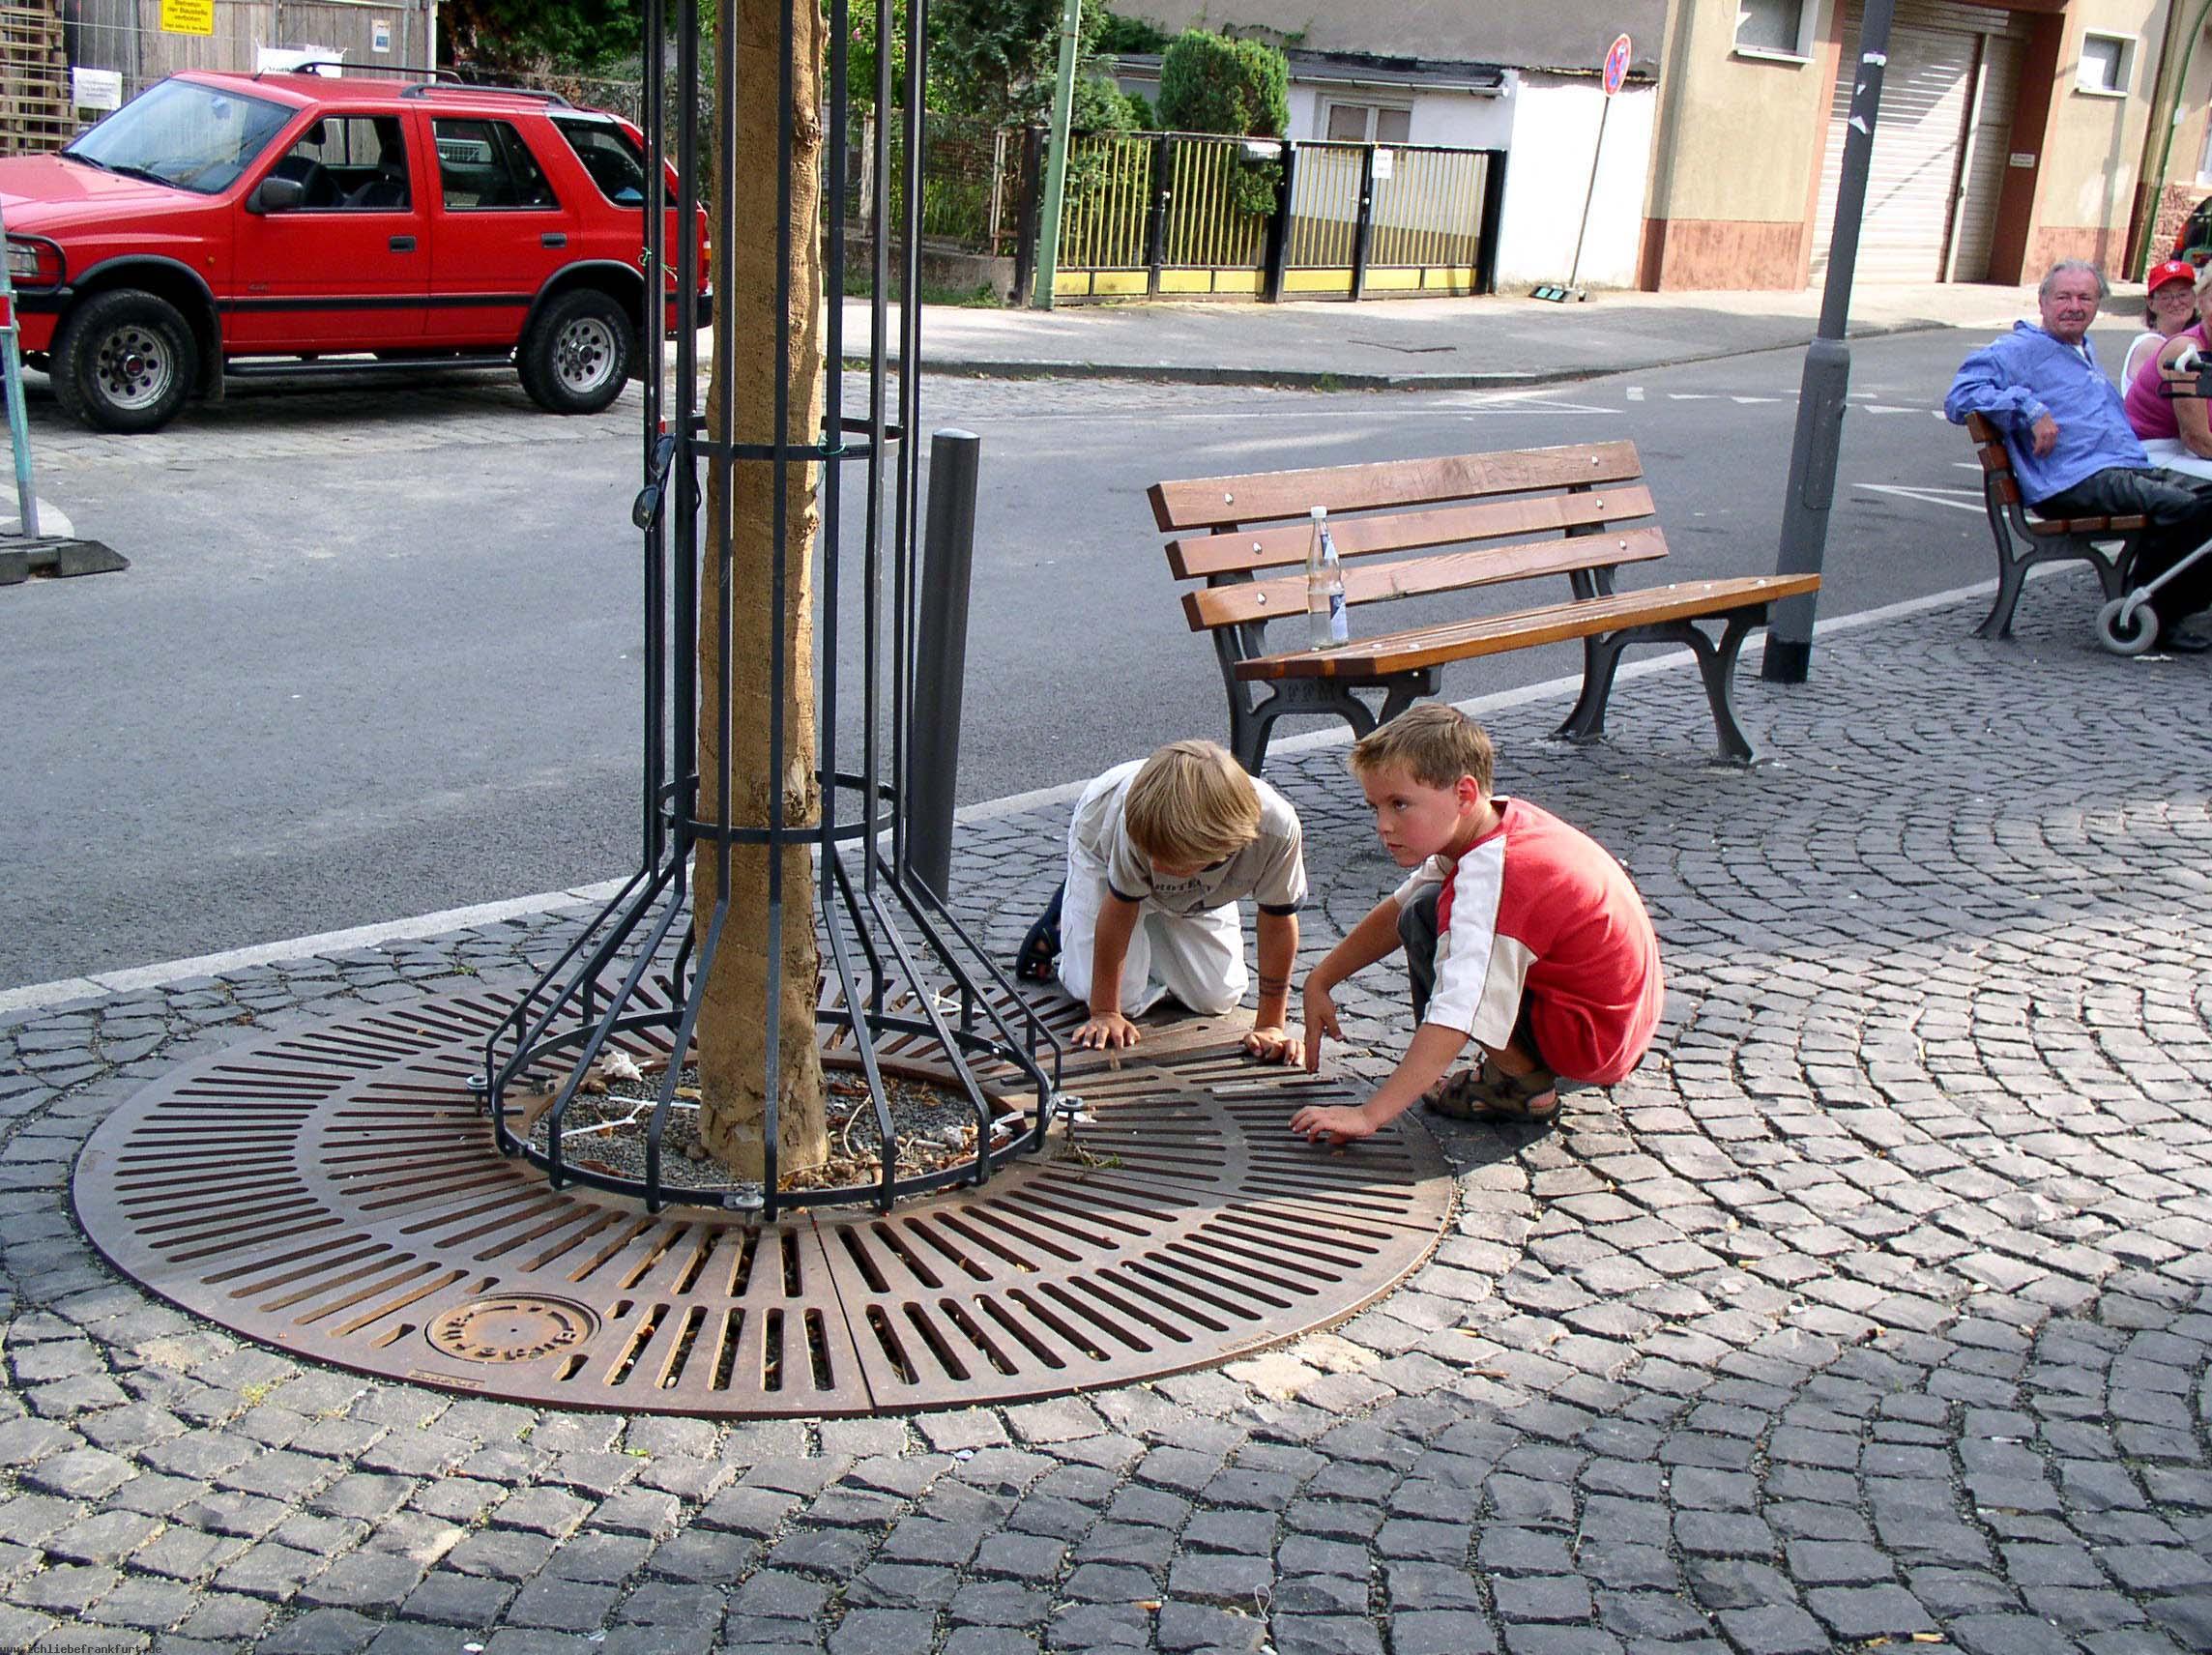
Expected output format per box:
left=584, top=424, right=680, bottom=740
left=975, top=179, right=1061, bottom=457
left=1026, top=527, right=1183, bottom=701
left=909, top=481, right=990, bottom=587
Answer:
left=1291, top=706, right=1662, bottom=1145
left=1023, top=740, right=1306, bottom=1059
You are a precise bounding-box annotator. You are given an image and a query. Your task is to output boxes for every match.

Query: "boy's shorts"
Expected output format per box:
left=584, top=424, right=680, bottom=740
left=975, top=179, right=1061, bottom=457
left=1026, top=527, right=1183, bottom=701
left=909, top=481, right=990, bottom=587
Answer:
left=1058, top=834, right=1245, bottom=1019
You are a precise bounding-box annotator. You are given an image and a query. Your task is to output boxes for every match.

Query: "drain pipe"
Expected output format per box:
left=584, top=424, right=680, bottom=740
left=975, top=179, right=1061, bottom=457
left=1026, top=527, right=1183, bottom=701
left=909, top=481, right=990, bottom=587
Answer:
left=2137, top=0, right=2212, bottom=281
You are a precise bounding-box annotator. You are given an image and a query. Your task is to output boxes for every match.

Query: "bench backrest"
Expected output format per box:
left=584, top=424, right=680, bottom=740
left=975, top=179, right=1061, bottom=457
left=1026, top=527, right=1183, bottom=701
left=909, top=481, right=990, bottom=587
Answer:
left=1963, top=411, right=2026, bottom=508
left=1150, top=441, right=1668, bottom=634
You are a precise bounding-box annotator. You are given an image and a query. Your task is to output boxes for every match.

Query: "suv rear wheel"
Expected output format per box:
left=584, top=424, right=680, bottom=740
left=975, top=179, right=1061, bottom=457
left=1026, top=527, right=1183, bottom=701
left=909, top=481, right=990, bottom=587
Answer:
left=53, top=289, right=197, bottom=434
left=518, top=288, right=630, bottom=415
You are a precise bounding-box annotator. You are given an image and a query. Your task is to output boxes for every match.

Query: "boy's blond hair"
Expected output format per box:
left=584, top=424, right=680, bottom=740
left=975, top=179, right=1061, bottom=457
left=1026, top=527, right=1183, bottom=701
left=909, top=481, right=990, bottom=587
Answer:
left=1350, top=705, right=1494, bottom=794
left=1122, top=740, right=1262, bottom=865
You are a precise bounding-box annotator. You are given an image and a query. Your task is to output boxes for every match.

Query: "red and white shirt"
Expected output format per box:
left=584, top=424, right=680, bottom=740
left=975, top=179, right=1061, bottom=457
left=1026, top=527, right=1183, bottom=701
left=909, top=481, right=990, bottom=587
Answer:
left=1393, top=797, right=1663, bottom=1086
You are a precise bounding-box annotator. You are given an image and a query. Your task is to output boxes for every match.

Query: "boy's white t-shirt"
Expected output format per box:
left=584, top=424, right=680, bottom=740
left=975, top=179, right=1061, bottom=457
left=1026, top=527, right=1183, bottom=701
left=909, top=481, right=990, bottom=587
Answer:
left=1070, top=760, right=1307, bottom=916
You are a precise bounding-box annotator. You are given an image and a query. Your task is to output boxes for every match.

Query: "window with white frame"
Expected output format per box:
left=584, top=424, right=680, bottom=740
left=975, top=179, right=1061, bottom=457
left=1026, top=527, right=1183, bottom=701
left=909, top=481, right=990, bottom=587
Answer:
left=2077, top=33, right=2131, bottom=96
left=1323, top=102, right=1412, bottom=144
left=1733, top=0, right=1812, bottom=60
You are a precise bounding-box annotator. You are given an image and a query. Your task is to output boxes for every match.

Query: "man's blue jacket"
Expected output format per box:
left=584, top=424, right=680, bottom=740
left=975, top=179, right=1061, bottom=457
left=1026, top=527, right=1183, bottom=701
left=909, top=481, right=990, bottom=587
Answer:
left=1945, top=321, right=2148, bottom=504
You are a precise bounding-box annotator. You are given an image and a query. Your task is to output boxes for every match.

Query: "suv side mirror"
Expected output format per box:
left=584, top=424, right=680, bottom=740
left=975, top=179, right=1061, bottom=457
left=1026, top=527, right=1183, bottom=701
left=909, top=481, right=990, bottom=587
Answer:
left=247, top=175, right=306, bottom=215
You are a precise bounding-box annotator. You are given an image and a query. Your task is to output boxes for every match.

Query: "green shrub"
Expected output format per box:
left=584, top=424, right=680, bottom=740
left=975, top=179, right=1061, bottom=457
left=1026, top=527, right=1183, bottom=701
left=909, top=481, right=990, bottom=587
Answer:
left=1070, top=71, right=1145, bottom=133
left=1155, top=29, right=1288, bottom=137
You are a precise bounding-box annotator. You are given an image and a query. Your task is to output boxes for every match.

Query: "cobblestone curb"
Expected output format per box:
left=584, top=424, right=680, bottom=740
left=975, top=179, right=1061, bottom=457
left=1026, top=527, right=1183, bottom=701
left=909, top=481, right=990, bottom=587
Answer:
left=6, top=574, right=2212, bottom=1655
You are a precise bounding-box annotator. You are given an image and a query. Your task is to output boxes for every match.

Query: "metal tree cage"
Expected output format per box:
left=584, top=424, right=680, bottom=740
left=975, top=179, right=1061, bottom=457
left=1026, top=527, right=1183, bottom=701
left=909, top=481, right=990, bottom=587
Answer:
left=481, top=0, right=1061, bottom=1219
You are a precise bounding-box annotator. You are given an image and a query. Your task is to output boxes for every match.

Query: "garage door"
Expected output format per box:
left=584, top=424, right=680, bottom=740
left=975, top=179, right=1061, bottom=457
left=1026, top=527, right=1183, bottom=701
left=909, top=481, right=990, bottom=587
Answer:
left=1811, top=1, right=2024, bottom=283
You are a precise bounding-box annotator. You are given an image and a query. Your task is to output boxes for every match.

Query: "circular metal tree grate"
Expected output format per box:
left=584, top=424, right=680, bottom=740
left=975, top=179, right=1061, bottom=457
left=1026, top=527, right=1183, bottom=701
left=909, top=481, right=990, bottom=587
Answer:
left=73, top=987, right=1453, bottom=1415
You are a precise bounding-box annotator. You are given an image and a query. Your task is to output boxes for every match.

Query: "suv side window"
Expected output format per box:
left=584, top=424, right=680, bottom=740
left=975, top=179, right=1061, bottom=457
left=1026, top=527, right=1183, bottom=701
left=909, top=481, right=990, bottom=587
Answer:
left=434, top=118, right=559, bottom=211
left=552, top=118, right=647, bottom=206
left=269, top=114, right=412, bottom=211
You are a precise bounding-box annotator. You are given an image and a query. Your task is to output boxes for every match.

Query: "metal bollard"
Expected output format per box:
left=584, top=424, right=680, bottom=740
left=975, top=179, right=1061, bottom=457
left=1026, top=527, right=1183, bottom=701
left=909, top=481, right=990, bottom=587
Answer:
left=907, top=429, right=981, bottom=902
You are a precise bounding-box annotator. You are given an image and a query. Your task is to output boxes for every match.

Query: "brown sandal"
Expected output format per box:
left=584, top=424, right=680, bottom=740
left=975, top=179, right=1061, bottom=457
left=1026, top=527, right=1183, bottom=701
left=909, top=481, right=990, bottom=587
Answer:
left=1426, top=1057, right=1559, bottom=1121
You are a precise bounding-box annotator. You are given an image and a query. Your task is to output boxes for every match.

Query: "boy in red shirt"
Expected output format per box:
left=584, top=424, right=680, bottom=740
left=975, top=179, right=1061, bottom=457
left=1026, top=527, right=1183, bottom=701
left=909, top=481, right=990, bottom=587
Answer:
left=1290, top=706, right=1662, bottom=1146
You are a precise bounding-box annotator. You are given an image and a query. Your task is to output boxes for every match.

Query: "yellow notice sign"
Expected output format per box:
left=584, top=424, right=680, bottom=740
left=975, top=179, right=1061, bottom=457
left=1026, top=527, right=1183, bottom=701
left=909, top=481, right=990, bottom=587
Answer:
left=159, top=0, right=214, bottom=34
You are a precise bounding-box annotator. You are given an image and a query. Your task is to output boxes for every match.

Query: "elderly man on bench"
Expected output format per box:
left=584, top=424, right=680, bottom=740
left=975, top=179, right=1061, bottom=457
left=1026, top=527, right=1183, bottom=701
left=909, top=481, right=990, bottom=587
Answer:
left=1945, top=258, right=2212, bottom=653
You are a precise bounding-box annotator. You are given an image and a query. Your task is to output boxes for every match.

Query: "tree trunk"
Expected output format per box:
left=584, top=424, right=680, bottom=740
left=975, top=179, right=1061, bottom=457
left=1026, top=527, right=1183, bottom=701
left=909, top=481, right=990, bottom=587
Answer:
left=693, top=0, right=830, bottom=1182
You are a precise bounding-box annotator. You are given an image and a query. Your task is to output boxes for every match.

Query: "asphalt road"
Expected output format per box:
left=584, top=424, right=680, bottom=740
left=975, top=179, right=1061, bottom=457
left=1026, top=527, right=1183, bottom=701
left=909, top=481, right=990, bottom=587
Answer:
left=0, top=326, right=2025, bottom=988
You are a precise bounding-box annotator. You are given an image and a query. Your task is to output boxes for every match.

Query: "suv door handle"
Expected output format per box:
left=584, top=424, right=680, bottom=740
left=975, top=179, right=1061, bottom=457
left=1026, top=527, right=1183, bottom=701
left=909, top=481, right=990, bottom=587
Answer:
left=541, top=232, right=567, bottom=248
left=389, top=235, right=417, bottom=252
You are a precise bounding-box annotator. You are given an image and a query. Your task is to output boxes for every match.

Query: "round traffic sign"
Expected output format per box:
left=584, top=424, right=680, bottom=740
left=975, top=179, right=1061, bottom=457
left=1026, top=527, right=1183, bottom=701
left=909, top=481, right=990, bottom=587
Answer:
left=1602, top=33, right=1632, bottom=96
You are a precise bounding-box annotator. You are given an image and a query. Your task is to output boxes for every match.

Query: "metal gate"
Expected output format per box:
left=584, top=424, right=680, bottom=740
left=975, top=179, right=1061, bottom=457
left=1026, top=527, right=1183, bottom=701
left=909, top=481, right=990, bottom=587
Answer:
left=1054, top=130, right=1503, bottom=304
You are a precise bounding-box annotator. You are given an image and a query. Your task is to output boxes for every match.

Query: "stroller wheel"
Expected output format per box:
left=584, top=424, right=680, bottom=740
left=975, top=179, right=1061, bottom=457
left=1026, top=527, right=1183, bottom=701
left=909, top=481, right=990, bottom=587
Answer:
left=2097, top=596, right=2161, bottom=656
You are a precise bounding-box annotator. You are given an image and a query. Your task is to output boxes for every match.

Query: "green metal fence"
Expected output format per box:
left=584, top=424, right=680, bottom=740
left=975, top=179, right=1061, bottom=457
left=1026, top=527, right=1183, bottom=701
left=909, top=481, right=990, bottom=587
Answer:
left=1050, top=129, right=1503, bottom=303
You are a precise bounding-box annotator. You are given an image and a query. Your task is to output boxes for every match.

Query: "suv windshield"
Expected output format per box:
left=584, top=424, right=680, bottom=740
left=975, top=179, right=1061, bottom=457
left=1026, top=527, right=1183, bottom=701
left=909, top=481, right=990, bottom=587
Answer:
left=66, top=78, right=293, bottom=195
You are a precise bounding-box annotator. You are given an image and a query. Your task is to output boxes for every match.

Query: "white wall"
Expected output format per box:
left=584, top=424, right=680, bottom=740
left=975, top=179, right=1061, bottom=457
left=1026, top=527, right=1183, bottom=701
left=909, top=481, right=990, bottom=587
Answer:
left=1289, top=81, right=1513, bottom=148
left=1493, top=72, right=1655, bottom=288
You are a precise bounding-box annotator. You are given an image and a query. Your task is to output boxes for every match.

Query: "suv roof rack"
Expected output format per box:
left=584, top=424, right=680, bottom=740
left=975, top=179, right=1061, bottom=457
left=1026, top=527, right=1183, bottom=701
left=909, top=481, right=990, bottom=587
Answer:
left=252, top=60, right=461, bottom=81
left=400, top=80, right=572, bottom=106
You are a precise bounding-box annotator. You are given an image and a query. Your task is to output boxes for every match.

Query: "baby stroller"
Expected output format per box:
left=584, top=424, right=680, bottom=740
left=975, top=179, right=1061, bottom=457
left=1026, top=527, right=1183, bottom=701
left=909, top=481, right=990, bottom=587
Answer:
left=2099, top=346, right=2212, bottom=654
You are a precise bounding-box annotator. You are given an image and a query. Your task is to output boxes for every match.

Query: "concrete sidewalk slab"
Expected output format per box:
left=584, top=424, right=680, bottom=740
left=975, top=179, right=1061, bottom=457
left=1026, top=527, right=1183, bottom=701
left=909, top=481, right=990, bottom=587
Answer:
left=828, top=279, right=2056, bottom=389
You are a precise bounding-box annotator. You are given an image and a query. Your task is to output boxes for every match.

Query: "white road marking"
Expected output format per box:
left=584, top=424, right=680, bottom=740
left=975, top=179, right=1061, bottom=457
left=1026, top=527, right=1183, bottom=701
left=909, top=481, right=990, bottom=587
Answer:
left=1862, top=404, right=1928, bottom=414
left=1857, top=483, right=1988, bottom=513
left=1626, top=387, right=1645, bottom=401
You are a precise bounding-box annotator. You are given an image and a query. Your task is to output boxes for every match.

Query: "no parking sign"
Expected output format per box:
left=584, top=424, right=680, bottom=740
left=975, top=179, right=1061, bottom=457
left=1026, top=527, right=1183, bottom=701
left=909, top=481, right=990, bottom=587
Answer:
left=1602, top=33, right=1632, bottom=96
left=1534, top=35, right=1634, bottom=301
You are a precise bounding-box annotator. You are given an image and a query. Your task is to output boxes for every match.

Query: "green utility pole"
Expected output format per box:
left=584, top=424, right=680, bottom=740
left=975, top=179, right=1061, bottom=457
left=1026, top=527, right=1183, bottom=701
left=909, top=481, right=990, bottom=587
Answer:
left=1029, top=0, right=1083, bottom=309
left=2136, top=0, right=2212, bottom=279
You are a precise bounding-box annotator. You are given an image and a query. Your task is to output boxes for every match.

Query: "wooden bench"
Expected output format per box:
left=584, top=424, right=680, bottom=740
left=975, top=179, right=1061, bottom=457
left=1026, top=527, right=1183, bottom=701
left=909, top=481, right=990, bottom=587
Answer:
left=1963, top=411, right=2142, bottom=639
left=1150, top=441, right=1819, bottom=772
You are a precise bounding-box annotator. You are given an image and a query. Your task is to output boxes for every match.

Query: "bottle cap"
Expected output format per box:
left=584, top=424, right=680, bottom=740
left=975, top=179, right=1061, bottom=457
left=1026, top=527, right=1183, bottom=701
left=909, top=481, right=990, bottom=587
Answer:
left=1309, top=506, right=1325, bottom=519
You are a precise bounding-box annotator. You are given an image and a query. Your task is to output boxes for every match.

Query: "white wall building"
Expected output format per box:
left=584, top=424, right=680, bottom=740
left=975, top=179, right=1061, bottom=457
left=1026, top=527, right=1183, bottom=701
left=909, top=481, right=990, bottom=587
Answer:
left=1114, top=44, right=1655, bottom=291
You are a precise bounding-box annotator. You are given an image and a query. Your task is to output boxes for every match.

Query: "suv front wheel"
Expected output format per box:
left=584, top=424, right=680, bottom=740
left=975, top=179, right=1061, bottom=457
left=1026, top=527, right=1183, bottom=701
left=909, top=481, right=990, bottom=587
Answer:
left=52, top=289, right=198, bottom=434
left=518, top=288, right=631, bottom=416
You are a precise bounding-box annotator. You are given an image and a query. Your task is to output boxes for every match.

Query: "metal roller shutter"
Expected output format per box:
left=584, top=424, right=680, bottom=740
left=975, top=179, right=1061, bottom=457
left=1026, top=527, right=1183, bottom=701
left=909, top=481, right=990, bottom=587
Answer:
left=1948, top=35, right=2023, bottom=282
left=1811, top=0, right=2025, bottom=284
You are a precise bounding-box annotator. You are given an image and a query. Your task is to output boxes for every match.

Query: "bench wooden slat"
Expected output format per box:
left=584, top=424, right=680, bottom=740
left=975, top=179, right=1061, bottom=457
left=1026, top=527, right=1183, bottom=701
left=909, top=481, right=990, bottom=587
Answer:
left=1232, top=574, right=1823, bottom=681
left=1167, top=484, right=1658, bottom=578
left=2029, top=514, right=2147, bottom=535
left=1149, top=440, right=1644, bottom=531
left=1181, top=527, right=1671, bottom=631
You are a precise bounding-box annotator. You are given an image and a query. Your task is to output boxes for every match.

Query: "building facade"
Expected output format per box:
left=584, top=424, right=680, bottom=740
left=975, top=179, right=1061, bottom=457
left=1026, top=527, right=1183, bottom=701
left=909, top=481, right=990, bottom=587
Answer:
left=1115, top=0, right=1665, bottom=287
left=1644, top=0, right=2193, bottom=288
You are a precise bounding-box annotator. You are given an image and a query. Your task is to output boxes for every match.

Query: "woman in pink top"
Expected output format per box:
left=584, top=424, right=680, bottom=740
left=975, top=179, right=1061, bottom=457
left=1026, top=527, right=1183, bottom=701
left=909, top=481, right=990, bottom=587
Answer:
left=2129, top=262, right=2212, bottom=480
left=2122, top=259, right=2200, bottom=389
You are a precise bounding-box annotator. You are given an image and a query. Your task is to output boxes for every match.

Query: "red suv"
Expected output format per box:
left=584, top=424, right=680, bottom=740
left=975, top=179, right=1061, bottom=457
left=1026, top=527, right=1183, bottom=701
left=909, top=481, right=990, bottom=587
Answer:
left=0, top=69, right=709, bottom=432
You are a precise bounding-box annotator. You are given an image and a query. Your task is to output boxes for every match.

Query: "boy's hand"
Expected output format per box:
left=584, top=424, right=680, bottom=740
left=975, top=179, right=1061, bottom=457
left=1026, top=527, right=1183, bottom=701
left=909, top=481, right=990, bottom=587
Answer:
left=1290, top=1101, right=1374, bottom=1147
left=1073, top=1011, right=1140, bottom=1051
left=1242, top=1024, right=1303, bottom=1066
left=1302, top=984, right=1342, bottom=1074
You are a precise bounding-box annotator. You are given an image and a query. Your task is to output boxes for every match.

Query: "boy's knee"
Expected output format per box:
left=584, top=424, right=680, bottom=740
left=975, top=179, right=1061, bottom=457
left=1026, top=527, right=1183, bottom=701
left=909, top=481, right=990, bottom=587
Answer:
left=1398, top=887, right=1440, bottom=954
left=1182, top=983, right=1244, bottom=1017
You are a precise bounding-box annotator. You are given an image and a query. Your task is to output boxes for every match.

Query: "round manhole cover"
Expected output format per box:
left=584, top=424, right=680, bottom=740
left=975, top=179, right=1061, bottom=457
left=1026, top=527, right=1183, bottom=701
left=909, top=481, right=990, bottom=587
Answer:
left=72, top=984, right=1453, bottom=1415
left=427, top=1295, right=601, bottom=1364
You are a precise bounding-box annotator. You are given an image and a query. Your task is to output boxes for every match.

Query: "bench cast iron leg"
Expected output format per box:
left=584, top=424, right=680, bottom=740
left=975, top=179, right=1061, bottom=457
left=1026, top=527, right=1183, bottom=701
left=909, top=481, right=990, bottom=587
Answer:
left=1694, top=611, right=1761, bottom=766
left=1232, top=682, right=1382, bottom=774
left=1374, top=669, right=1438, bottom=729
left=2095, top=539, right=2137, bottom=603
left=1555, top=617, right=1761, bottom=765
left=1555, top=632, right=1631, bottom=746
left=1975, top=545, right=2029, bottom=640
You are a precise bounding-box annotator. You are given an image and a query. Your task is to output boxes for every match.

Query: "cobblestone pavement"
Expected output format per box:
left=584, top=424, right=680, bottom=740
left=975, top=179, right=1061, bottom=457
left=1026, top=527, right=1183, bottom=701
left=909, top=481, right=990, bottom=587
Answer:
left=8, top=578, right=2212, bottom=1655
